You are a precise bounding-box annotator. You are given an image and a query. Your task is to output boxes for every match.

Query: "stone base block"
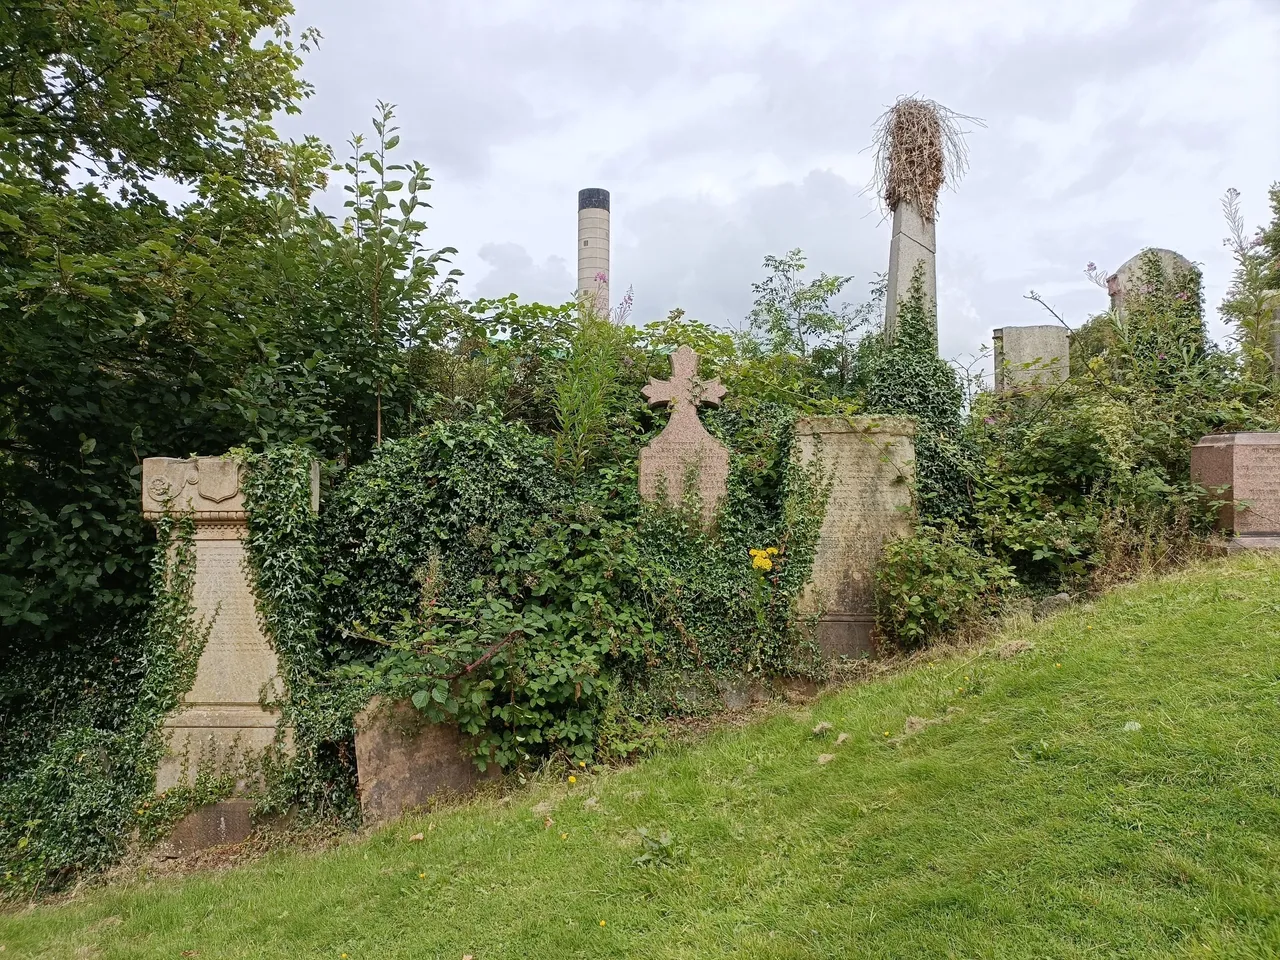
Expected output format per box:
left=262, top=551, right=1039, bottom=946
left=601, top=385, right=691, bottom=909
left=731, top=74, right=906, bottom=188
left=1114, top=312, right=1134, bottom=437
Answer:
left=1226, top=536, right=1280, bottom=552
left=164, top=800, right=255, bottom=857
left=355, top=698, right=496, bottom=824
left=1191, top=433, right=1280, bottom=540
left=155, top=706, right=286, bottom=793
left=815, top=615, right=875, bottom=660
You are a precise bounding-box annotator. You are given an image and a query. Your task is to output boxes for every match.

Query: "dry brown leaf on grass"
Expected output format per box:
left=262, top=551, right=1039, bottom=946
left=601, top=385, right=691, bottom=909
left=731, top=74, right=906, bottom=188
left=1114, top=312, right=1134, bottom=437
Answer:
left=817, top=754, right=836, bottom=765
left=409, top=832, right=424, bottom=842
left=835, top=733, right=850, bottom=746
left=812, top=721, right=833, bottom=735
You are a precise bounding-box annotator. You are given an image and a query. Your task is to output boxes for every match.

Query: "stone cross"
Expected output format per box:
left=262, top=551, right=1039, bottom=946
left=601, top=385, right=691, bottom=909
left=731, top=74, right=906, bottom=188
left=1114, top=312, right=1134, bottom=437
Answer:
left=638, top=346, right=730, bottom=525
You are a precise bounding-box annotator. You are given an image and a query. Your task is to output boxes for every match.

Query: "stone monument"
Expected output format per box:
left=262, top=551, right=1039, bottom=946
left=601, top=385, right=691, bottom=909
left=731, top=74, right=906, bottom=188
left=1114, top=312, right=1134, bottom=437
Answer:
left=1106, top=248, right=1195, bottom=313
left=354, top=698, right=497, bottom=824
left=142, top=455, right=318, bottom=792
left=1190, top=433, right=1280, bottom=550
left=992, top=324, right=1070, bottom=391
left=884, top=201, right=936, bottom=346
left=639, top=346, right=730, bottom=525
left=794, top=416, right=916, bottom=657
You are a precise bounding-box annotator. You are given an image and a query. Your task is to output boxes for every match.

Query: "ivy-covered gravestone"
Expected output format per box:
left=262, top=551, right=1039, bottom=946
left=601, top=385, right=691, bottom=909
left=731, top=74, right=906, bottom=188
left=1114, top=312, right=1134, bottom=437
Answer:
left=142, top=456, right=317, bottom=800
left=639, top=346, right=730, bottom=526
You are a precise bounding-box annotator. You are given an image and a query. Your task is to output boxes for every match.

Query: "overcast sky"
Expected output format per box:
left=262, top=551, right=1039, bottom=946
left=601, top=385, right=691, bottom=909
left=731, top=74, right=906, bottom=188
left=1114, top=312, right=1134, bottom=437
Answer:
left=280, top=0, right=1280, bottom=377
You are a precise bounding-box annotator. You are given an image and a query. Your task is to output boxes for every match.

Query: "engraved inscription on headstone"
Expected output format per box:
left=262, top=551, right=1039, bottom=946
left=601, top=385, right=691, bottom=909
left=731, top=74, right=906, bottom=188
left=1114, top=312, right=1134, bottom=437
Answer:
left=143, top=455, right=317, bottom=792
left=1192, top=433, right=1280, bottom=549
left=794, top=416, right=915, bottom=658
left=638, top=346, right=730, bottom=526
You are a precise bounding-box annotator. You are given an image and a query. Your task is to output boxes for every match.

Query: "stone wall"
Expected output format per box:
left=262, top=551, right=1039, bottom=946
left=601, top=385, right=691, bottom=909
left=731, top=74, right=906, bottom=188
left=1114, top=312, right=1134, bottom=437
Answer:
left=794, top=416, right=916, bottom=658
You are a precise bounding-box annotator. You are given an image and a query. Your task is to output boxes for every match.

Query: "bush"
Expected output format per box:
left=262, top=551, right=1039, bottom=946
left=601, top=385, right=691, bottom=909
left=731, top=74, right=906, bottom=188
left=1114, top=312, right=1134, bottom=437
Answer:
left=876, top=524, right=1016, bottom=647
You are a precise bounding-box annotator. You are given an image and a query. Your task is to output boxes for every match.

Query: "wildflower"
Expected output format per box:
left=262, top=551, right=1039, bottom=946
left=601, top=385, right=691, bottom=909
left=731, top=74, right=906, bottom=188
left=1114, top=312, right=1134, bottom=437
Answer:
left=766, top=547, right=778, bottom=556
left=578, top=761, right=586, bottom=769
left=1055, top=663, right=1061, bottom=669
left=560, top=832, right=568, bottom=840
left=568, top=775, right=577, bottom=784
left=752, top=554, right=773, bottom=571
left=883, top=731, right=890, bottom=736
left=600, top=920, right=607, bottom=927
left=1086, top=625, right=1093, bottom=630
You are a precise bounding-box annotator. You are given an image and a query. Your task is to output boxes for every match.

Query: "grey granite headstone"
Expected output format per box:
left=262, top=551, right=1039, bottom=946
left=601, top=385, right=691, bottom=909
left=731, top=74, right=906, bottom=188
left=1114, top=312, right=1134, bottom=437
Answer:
left=993, top=325, right=1070, bottom=391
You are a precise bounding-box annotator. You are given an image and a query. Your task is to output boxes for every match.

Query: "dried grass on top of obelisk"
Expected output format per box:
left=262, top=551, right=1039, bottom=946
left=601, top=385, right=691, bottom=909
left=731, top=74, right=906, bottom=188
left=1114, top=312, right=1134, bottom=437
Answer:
left=871, top=96, right=982, bottom=223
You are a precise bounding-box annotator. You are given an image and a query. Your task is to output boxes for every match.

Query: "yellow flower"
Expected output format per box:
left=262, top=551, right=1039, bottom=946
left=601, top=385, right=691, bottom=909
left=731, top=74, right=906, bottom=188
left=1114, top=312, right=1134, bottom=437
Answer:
left=749, top=548, right=762, bottom=557
left=418, top=872, right=425, bottom=879
left=568, top=775, right=577, bottom=784
left=560, top=832, right=568, bottom=840
left=578, top=761, right=586, bottom=769
left=600, top=920, right=607, bottom=927
left=766, top=547, right=778, bottom=556
left=752, top=555, right=773, bottom=571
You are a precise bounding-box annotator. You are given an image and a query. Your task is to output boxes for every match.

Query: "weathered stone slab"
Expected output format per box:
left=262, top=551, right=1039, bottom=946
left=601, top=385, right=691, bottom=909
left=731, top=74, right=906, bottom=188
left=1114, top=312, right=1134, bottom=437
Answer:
left=884, top=200, right=936, bottom=346
left=794, top=416, right=916, bottom=658
left=162, top=799, right=256, bottom=857
left=1191, top=433, right=1280, bottom=550
left=142, top=455, right=318, bottom=792
left=639, top=346, right=730, bottom=526
left=354, top=698, right=496, bottom=824
left=993, top=324, right=1070, bottom=391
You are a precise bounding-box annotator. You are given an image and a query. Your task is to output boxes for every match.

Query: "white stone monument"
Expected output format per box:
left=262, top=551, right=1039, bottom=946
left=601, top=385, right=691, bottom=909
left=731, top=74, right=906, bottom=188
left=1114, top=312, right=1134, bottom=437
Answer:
left=142, top=455, right=318, bottom=791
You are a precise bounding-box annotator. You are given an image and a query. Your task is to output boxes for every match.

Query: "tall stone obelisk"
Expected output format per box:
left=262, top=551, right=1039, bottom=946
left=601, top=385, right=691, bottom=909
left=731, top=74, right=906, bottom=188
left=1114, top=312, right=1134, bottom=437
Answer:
left=883, top=200, right=936, bottom=345
left=577, top=187, right=610, bottom=316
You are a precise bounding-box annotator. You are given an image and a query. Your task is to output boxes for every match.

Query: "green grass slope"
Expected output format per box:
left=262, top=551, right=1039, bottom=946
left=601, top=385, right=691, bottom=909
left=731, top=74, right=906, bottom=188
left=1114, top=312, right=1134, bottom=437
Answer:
left=4, top=554, right=1280, bottom=959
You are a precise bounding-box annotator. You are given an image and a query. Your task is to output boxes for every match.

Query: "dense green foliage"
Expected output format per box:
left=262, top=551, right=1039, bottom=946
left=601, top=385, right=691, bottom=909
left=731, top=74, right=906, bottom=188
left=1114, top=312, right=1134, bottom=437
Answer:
left=7, top=554, right=1280, bottom=958
left=877, top=246, right=1278, bottom=643
left=0, top=513, right=207, bottom=895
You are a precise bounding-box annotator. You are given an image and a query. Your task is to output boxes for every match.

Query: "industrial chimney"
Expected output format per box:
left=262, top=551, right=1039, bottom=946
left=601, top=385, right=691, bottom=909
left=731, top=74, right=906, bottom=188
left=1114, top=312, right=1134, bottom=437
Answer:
left=577, top=187, right=610, bottom=315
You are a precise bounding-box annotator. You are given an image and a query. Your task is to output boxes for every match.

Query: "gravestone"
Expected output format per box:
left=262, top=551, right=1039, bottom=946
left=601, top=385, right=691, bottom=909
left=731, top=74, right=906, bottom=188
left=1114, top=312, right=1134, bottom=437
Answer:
left=1190, top=433, right=1280, bottom=550
left=142, top=455, right=318, bottom=793
left=639, top=346, right=730, bottom=525
left=794, top=416, right=916, bottom=657
left=1106, top=248, right=1194, bottom=313
left=992, top=325, right=1070, bottom=391
left=354, top=698, right=497, bottom=823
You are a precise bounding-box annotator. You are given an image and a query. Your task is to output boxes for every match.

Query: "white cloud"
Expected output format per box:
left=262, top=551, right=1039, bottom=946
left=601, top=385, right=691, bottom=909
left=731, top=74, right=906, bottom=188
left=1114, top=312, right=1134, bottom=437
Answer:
left=286, top=0, right=1280, bottom=379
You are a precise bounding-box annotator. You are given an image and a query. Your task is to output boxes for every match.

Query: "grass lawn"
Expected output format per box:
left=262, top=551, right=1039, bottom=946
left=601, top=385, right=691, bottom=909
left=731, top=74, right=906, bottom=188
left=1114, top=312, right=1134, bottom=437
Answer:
left=4, top=554, right=1280, bottom=959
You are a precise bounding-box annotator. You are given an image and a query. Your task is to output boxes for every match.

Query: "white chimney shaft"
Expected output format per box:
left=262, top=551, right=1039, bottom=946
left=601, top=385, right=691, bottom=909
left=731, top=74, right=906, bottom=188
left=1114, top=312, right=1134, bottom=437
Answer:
left=577, top=187, right=610, bottom=315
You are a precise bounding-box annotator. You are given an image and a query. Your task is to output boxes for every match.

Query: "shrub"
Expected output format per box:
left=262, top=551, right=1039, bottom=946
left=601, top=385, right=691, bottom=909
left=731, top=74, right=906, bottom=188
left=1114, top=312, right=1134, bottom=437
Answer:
left=876, top=524, right=1016, bottom=647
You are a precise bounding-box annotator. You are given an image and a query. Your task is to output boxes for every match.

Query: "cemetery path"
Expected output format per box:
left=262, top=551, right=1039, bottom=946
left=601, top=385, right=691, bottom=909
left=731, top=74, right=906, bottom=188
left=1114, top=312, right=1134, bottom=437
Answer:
left=4, top=553, right=1280, bottom=959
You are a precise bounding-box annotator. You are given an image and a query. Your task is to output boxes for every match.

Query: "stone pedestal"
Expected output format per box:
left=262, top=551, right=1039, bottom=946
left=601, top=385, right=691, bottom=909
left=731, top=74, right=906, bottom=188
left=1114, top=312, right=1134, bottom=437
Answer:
left=142, top=456, right=318, bottom=793
left=794, top=417, right=916, bottom=658
left=993, top=325, right=1070, bottom=391
left=354, top=698, right=496, bottom=824
left=884, top=201, right=936, bottom=346
left=1191, top=433, right=1280, bottom=550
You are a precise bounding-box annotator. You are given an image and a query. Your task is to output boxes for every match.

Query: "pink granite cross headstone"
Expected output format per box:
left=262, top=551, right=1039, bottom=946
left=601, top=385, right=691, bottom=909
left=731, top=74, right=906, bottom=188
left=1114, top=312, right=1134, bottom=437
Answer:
left=638, top=346, right=730, bottom=525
